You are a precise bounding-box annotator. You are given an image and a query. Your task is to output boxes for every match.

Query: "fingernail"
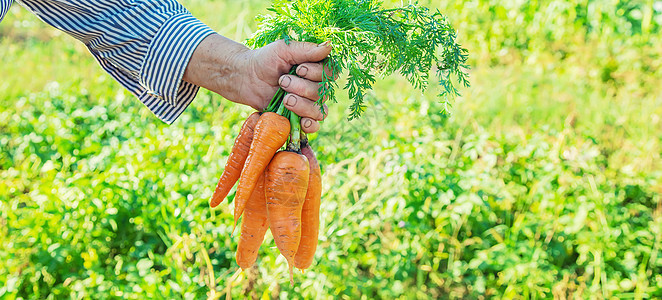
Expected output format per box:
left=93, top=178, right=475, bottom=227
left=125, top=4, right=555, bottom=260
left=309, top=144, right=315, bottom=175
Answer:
left=303, top=119, right=312, bottom=128
left=297, top=65, right=309, bottom=77
left=317, top=41, right=331, bottom=48
left=279, top=76, right=291, bottom=88
left=285, top=95, right=297, bottom=107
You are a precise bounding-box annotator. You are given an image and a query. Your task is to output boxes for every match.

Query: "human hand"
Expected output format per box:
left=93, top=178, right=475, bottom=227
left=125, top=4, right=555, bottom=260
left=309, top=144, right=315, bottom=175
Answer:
left=183, top=34, right=334, bottom=133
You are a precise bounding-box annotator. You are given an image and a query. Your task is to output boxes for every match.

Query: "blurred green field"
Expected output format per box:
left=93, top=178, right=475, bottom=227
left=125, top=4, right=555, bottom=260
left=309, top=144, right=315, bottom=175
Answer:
left=1, top=0, right=661, bottom=299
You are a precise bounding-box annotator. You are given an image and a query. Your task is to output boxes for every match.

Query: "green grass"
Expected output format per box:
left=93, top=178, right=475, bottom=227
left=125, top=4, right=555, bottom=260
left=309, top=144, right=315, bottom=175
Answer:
left=1, top=1, right=661, bottom=299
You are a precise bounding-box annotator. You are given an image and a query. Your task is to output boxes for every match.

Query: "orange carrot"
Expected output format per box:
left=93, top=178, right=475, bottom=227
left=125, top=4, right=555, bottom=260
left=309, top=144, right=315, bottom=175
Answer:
left=294, top=145, right=322, bottom=270
left=236, top=172, right=269, bottom=270
left=210, top=112, right=260, bottom=208
left=265, top=151, right=309, bottom=285
left=234, top=112, right=290, bottom=228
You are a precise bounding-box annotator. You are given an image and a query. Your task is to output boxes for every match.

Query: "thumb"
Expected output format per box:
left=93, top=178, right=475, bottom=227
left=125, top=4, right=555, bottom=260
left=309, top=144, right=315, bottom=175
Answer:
left=277, top=40, right=332, bottom=65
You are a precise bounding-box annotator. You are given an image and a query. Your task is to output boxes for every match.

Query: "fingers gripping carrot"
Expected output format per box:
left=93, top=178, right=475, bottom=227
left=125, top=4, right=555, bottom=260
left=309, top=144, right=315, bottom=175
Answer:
left=234, top=112, right=290, bottom=228
left=266, top=151, right=309, bottom=285
left=236, top=172, right=269, bottom=270
left=210, top=112, right=260, bottom=208
left=294, top=145, right=322, bottom=270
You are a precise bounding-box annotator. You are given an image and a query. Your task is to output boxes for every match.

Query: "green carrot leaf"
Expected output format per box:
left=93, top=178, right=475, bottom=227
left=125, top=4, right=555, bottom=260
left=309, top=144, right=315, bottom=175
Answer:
left=247, top=0, right=470, bottom=119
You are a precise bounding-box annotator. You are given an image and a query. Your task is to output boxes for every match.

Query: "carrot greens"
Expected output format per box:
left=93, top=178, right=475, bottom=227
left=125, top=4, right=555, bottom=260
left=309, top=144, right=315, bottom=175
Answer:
left=248, top=0, right=470, bottom=119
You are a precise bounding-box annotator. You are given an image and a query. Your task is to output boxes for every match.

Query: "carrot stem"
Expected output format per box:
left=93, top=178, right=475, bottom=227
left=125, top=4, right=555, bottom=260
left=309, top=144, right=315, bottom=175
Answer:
left=265, top=66, right=299, bottom=113
left=300, top=132, right=308, bottom=148
left=288, top=113, right=301, bottom=151
left=266, top=89, right=285, bottom=112
left=276, top=101, right=286, bottom=115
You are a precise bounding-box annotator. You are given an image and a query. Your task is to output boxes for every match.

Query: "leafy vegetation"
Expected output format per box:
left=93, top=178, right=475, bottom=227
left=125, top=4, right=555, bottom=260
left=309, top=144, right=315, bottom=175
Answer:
left=248, top=0, right=470, bottom=119
left=1, top=0, right=661, bottom=299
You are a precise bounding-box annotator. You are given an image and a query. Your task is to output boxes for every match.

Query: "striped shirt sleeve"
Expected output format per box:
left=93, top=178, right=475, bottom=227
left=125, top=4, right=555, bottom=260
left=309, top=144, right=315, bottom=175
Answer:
left=15, top=0, right=216, bottom=124
left=0, top=0, right=10, bottom=23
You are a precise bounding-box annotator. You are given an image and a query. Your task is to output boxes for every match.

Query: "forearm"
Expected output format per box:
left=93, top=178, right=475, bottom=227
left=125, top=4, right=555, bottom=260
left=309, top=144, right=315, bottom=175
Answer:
left=182, top=34, right=250, bottom=102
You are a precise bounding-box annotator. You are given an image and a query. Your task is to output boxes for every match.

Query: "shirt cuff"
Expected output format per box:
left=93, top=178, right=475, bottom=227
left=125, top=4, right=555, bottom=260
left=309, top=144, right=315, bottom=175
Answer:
left=0, top=0, right=11, bottom=23
left=138, top=13, right=215, bottom=124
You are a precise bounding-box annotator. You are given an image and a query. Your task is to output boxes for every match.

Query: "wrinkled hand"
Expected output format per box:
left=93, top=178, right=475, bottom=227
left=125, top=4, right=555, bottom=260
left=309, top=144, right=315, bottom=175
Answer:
left=183, top=34, right=333, bottom=133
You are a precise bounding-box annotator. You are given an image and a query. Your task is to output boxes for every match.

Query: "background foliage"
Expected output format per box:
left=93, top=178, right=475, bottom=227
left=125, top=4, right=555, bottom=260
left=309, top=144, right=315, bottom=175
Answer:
left=1, top=0, right=661, bottom=298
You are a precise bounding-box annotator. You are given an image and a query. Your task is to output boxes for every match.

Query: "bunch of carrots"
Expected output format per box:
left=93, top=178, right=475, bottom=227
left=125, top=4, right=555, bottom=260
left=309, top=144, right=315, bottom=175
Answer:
left=209, top=67, right=322, bottom=284
left=209, top=0, right=470, bottom=284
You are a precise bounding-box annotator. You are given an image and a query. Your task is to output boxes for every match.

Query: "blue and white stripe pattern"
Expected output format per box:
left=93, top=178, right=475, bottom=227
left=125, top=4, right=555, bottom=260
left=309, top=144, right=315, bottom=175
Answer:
left=0, top=0, right=9, bottom=23
left=0, top=0, right=216, bottom=124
